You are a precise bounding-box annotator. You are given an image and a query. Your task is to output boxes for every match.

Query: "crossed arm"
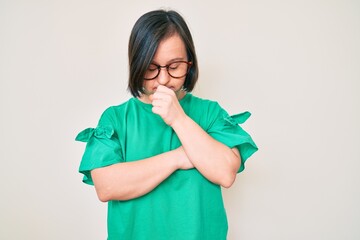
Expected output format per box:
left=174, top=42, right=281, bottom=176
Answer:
left=91, top=86, right=241, bottom=202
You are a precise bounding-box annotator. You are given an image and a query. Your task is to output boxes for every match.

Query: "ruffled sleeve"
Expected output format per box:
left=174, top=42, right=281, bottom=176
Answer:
left=207, top=106, right=258, bottom=173
left=75, top=125, right=123, bottom=185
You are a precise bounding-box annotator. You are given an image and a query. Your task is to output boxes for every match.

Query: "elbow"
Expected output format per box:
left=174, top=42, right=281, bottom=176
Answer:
left=220, top=153, right=240, bottom=188
left=94, top=183, right=120, bottom=202
left=220, top=173, right=237, bottom=188
left=98, top=196, right=109, bottom=203
left=95, top=187, right=112, bottom=202
left=95, top=185, right=134, bottom=202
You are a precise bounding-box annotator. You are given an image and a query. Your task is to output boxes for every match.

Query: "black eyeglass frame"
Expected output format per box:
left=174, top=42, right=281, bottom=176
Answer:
left=143, top=61, right=193, bottom=80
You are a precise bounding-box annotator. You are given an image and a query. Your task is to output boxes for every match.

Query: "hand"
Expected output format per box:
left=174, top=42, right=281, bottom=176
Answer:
left=150, top=85, right=186, bottom=126
left=174, top=146, right=194, bottom=170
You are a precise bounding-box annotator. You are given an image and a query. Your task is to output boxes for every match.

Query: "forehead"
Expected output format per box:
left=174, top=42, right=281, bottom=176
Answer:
left=152, top=34, right=187, bottom=63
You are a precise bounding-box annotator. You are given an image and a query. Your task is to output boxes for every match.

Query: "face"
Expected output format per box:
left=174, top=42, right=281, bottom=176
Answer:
left=141, top=33, right=188, bottom=102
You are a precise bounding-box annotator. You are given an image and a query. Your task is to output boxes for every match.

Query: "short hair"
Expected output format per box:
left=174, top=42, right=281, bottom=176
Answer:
left=128, top=9, right=199, bottom=97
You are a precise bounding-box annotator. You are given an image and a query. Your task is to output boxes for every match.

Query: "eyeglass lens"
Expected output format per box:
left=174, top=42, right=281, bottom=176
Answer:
left=144, top=61, right=190, bottom=80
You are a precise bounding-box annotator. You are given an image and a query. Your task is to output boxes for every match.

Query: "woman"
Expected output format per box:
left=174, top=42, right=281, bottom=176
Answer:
left=76, top=9, right=257, bottom=240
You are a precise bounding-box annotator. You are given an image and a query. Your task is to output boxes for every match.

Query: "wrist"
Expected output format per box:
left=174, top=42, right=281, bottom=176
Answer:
left=172, top=147, right=183, bottom=170
left=170, top=114, right=188, bottom=131
left=169, top=147, right=186, bottom=170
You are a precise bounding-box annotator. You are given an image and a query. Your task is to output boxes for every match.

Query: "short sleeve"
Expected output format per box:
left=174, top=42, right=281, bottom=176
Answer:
left=207, top=104, right=258, bottom=173
left=75, top=108, right=123, bottom=185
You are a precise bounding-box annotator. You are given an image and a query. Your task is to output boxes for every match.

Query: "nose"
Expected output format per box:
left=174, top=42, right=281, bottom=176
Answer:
left=156, top=67, right=171, bottom=85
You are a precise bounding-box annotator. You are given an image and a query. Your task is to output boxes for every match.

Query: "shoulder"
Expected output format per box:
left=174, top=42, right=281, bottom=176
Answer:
left=98, top=99, right=134, bottom=126
left=104, top=100, right=127, bottom=113
left=184, top=94, right=228, bottom=128
left=186, top=94, right=224, bottom=113
left=186, top=94, right=220, bottom=107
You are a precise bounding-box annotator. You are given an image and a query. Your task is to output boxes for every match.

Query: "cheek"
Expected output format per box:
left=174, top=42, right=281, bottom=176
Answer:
left=180, top=78, right=186, bottom=87
left=173, top=77, right=186, bottom=87
left=142, top=80, right=154, bottom=89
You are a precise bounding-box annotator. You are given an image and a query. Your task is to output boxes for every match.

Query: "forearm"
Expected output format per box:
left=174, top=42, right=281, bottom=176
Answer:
left=91, top=149, right=182, bottom=202
left=172, top=116, right=240, bottom=188
left=150, top=86, right=240, bottom=187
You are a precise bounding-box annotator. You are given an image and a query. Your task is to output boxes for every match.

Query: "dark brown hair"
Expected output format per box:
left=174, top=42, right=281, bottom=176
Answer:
left=128, top=9, right=199, bottom=97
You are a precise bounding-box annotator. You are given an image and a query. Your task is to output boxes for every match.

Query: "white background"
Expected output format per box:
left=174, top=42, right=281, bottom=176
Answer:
left=1, top=0, right=359, bottom=239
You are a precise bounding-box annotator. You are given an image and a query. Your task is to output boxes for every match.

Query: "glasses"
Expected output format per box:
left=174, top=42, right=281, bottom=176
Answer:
left=144, top=61, right=192, bottom=80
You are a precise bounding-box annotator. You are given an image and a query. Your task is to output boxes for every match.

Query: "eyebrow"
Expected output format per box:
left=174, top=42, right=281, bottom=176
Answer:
left=151, top=57, right=187, bottom=65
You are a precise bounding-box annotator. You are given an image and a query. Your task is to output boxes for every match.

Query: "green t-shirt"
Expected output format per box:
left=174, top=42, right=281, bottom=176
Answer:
left=76, top=93, right=258, bottom=240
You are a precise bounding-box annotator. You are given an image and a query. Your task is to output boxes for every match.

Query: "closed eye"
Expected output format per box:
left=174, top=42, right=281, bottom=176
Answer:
left=169, top=62, right=180, bottom=69
left=147, top=64, right=158, bottom=71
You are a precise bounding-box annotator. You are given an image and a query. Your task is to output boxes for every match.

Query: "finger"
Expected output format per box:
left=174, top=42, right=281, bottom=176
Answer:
left=152, top=91, right=170, bottom=101
left=151, top=106, right=162, bottom=115
left=156, top=85, right=174, bottom=95
left=156, top=85, right=170, bottom=92
left=151, top=99, right=163, bottom=107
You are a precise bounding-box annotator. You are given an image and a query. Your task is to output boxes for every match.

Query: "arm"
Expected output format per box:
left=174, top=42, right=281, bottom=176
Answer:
left=172, top=117, right=240, bottom=188
left=91, top=146, right=193, bottom=202
left=151, top=86, right=241, bottom=188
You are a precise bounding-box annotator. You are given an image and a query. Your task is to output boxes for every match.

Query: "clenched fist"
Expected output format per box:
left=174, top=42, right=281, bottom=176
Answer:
left=150, top=85, right=186, bottom=126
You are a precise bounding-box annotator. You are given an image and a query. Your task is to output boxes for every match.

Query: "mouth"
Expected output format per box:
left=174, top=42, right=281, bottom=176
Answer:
left=142, top=86, right=182, bottom=96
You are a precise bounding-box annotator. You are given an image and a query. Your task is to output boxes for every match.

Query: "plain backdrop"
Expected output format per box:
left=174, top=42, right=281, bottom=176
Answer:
left=1, top=0, right=359, bottom=239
